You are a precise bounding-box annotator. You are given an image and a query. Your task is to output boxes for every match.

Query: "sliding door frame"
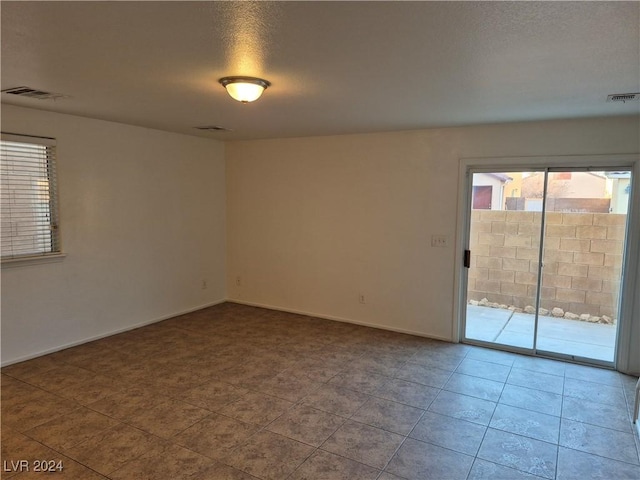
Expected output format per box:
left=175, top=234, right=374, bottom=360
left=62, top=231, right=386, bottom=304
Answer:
left=453, top=154, right=640, bottom=372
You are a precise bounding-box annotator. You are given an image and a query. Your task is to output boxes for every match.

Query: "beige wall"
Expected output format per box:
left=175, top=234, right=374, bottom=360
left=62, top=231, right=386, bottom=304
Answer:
left=611, top=178, right=631, bottom=214
left=1, top=105, right=227, bottom=365
left=226, top=116, right=640, bottom=372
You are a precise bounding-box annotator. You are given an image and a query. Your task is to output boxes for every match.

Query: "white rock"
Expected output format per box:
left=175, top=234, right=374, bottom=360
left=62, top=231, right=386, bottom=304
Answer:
left=601, top=315, right=613, bottom=324
left=524, top=306, right=536, bottom=314
left=564, top=312, right=580, bottom=320
left=479, top=298, right=489, bottom=306
left=499, top=304, right=508, bottom=310
left=551, top=307, right=564, bottom=317
left=579, top=314, right=591, bottom=321
left=539, top=308, right=549, bottom=316
left=469, top=300, right=479, bottom=306
left=588, top=316, right=600, bottom=323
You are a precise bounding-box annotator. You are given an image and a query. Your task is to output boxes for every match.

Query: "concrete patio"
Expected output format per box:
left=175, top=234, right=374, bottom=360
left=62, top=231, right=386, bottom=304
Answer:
left=465, top=305, right=616, bottom=362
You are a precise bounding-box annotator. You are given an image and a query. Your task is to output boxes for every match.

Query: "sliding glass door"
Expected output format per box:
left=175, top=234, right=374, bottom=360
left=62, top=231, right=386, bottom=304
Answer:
left=462, top=168, right=632, bottom=364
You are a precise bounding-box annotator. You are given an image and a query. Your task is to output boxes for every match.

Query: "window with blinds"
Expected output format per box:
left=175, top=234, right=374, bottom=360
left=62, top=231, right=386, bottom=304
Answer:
left=1, top=133, right=61, bottom=260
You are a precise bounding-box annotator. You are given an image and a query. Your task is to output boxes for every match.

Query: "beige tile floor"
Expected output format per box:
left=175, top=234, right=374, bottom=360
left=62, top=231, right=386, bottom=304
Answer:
left=1, top=302, right=639, bottom=479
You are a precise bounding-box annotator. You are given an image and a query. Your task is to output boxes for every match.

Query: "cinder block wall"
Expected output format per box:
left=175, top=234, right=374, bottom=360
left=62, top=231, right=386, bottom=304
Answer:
left=468, top=210, right=625, bottom=321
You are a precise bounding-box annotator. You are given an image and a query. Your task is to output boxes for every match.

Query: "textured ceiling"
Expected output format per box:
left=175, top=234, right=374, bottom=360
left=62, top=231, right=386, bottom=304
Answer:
left=1, top=1, right=639, bottom=140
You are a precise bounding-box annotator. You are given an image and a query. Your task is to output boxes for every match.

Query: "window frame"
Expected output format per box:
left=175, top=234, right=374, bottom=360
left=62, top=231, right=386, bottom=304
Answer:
left=1, top=132, right=65, bottom=267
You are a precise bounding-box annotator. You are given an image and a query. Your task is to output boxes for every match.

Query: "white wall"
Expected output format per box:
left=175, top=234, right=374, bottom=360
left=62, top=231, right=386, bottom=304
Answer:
left=3, top=109, right=638, bottom=374
left=226, top=116, right=640, bottom=373
left=1, top=105, right=226, bottom=365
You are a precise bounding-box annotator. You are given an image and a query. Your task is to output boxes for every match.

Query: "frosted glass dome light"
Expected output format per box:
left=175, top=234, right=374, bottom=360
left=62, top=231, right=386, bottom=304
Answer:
left=219, top=76, right=271, bottom=103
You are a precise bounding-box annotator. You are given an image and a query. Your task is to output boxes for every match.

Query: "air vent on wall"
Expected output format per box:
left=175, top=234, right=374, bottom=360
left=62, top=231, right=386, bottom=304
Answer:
left=194, top=126, right=232, bottom=132
left=606, top=93, right=639, bottom=103
left=1, top=86, right=68, bottom=100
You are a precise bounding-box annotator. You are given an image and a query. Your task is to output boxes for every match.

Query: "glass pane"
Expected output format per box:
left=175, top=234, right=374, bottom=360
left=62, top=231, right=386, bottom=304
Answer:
left=465, top=171, right=543, bottom=349
left=536, top=170, right=630, bottom=362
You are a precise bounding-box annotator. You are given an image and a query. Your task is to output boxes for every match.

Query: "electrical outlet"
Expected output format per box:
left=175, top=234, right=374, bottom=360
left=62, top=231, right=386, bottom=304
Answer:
left=431, top=235, right=449, bottom=247
left=201, top=279, right=207, bottom=290
left=359, top=293, right=366, bottom=304
left=236, top=276, right=241, bottom=287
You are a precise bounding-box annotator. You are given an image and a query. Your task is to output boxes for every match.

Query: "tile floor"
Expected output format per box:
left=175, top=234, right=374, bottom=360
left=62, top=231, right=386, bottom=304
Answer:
left=1, top=302, right=639, bottom=479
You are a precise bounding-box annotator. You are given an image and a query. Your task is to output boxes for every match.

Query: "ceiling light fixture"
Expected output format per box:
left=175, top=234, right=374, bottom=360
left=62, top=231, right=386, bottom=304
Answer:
left=219, top=76, right=270, bottom=103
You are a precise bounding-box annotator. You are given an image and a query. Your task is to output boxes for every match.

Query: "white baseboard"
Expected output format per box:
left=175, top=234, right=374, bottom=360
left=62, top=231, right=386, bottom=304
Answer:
left=1, top=298, right=227, bottom=367
left=227, top=298, right=454, bottom=343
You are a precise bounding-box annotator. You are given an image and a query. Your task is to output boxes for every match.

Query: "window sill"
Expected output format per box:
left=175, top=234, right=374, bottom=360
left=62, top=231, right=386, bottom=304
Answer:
left=1, top=253, right=67, bottom=268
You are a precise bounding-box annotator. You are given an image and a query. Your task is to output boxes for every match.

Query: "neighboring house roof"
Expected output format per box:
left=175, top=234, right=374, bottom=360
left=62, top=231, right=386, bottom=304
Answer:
left=605, top=171, right=632, bottom=179
left=483, top=173, right=513, bottom=183
left=585, top=171, right=608, bottom=179
left=524, top=171, right=608, bottom=181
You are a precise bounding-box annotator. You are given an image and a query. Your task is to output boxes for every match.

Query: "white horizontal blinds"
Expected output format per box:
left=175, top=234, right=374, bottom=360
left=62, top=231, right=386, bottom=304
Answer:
left=1, top=133, right=60, bottom=259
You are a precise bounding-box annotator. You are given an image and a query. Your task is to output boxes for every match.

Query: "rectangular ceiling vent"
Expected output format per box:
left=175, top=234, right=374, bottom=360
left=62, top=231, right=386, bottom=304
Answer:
left=194, top=126, right=232, bottom=132
left=606, top=93, right=639, bottom=103
left=1, top=86, right=68, bottom=100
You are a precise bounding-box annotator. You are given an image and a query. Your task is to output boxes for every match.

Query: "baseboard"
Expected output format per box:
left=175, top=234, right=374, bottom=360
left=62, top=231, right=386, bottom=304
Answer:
left=1, top=298, right=227, bottom=367
left=227, top=298, right=453, bottom=343
left=2, top=297, right=453, bottom=367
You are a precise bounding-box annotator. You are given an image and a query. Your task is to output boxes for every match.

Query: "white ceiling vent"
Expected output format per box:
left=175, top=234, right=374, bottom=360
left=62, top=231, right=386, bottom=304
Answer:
left=606, top=93, right=639, bottom=103
left=1, top=86, right=68, bottom=100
